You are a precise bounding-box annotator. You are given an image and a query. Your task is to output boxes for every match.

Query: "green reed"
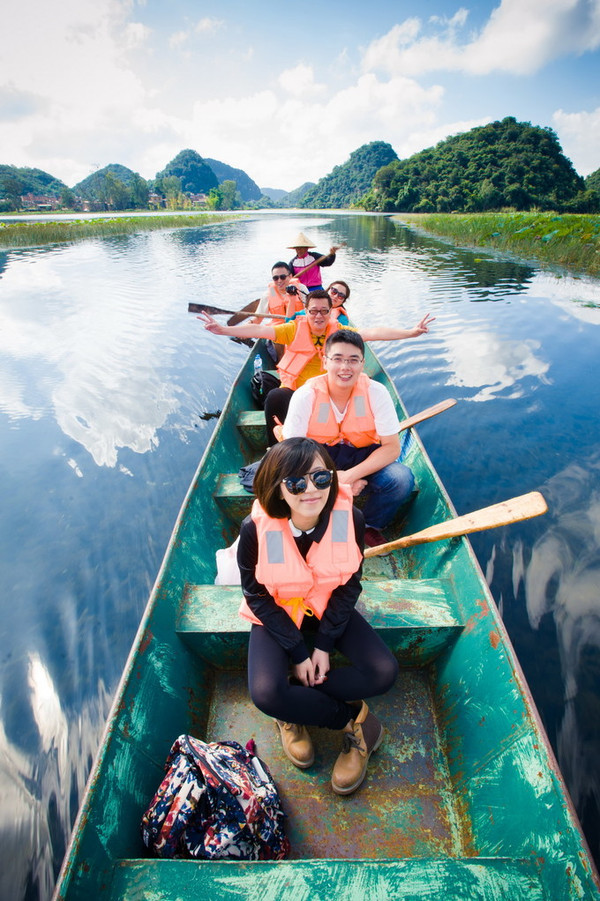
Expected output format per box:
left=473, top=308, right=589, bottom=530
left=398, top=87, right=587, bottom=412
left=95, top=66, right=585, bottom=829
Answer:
left=396, top=212, right=600, bottom=278
left=0, top=214, right=240, bottom=248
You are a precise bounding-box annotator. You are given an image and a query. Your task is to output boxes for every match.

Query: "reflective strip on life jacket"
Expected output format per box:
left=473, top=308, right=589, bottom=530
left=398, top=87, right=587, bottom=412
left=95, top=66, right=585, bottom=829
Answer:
left=238, top=484, right=361, bottom=628
left=306, top=373, right=380, bottom=448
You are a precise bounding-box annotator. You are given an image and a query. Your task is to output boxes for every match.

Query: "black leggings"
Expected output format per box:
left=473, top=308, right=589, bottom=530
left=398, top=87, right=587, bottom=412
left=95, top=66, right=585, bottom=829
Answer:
left=263, top=386, right=294, bottom=445
left=247, top=610, right=398, bottom=730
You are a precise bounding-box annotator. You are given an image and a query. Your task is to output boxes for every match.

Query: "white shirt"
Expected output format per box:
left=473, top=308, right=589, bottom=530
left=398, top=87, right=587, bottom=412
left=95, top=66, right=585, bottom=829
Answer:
left=282, top=376, right=401, bottom=441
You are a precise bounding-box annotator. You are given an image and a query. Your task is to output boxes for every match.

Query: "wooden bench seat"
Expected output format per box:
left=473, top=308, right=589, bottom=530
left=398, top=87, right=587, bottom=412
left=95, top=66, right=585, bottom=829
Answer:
left=237, top=409, right=267, bottom=451
left=109, top=857, right=547, bottom=901
left=177, top=579, right=463, bottom=667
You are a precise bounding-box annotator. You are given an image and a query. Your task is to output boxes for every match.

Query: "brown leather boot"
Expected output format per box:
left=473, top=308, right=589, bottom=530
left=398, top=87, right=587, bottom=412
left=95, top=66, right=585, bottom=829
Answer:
left=275, top=720, right=315, bottom=768
left=331, top=701, right=384, bottom=795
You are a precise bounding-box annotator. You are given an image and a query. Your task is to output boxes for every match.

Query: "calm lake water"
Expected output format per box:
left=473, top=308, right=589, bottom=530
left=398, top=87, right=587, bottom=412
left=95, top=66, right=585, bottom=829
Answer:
left=1, top=212, right=599, bottom=898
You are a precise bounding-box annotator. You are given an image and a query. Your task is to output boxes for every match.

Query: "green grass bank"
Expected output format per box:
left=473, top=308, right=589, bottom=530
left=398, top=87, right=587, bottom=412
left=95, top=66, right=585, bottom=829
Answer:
left=0, top=213, right=240, bottom=249
left=395, top=212, right=600, bottom=278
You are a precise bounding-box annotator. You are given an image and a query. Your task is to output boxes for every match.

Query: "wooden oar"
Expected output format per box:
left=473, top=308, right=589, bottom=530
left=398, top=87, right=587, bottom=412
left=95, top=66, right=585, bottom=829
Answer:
left=364, top=491, right=548, bottom=557
left=272, top=398, right=456, bottom=444
left=398, top=398, right=456, bottom=432
left=188, top=301, right=286, bottom=321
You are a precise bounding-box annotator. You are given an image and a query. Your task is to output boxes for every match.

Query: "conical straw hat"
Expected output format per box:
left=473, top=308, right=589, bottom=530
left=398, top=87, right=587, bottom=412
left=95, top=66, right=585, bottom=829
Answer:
left=287, top=231, right=316, bottom=249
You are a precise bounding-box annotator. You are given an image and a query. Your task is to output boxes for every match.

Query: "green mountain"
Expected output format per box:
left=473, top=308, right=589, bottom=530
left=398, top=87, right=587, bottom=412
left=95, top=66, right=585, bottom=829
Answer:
left=204, top=158, right=261, bottom=201
left=585, top=167, right=600, bottom=196
left=300, top=141, right=398, bottom=209
left=71, top=164, right=149, bottom=209
left=73, top=164, right=140, bottom=197
left=280, top=182, right=316, bottom=207
left=156, top=149, right=218, bottom=194
left=0, top=165, right=67, bottom=208
left=362, top=117, right=587, bottom=213
left=260, top=187, right=288, bottom=202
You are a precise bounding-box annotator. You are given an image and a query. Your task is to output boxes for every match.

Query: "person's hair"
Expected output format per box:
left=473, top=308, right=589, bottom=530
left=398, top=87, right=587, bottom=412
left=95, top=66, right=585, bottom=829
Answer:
left=253, top=438, right=339, bottom=519
left=325, top=330, right=365, bottom=356
left=271, top=261, right=291, bottom=274
left=304, top=289, right=332, bottom=309
left=327, top=280, right=351, bottom=301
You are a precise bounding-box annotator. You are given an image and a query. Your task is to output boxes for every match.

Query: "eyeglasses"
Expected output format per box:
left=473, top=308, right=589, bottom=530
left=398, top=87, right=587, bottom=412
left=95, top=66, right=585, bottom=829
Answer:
left=326, top=354, right=363, bottom=367
left=329, top=287, right=347, bottom=300
left=307, top=308, right=330, bottom=317
left=282, top=469, right=333, bottom=495
left=272, top=274, right=288, bottom=281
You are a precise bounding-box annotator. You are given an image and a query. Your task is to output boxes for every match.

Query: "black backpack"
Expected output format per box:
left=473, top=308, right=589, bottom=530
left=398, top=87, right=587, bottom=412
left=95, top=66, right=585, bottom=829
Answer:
left=251, top=370, right=280, bottom=408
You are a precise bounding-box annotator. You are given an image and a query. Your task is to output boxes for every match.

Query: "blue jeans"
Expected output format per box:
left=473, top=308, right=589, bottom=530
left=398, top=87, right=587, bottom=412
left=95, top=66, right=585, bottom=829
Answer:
left=325, top=443, right=415, bottom=530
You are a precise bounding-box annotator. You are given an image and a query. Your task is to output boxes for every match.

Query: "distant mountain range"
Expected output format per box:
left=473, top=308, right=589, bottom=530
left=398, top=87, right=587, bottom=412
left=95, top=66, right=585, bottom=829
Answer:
left=1, top=122, right=599, bottom=214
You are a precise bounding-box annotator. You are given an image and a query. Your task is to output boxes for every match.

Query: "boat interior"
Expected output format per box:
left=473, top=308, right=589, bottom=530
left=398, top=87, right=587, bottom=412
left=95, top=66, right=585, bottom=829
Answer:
left=57, top=343, right=599, bottom=900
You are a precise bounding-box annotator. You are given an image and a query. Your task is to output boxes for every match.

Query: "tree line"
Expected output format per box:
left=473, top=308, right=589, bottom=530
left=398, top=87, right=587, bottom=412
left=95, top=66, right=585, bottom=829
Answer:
left=359, top=118, right=598, bottom=214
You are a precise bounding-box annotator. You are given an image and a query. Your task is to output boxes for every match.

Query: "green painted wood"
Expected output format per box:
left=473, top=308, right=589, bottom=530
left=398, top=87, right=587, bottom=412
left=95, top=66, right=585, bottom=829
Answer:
left=176, top=580, right=463, bottom=665
left=54, top=338, right=600, bottom=901
left=237, top=409, right=267, bottom=450
left=109, top=858, right=549, bottom=901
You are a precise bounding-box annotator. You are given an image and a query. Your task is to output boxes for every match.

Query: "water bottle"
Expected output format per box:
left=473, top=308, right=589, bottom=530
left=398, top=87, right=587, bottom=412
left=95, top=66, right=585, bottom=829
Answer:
left=253, top=354, right=262, bottom=374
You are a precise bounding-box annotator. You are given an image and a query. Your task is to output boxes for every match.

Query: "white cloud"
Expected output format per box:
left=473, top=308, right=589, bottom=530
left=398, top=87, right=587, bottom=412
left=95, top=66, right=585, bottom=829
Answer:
left=279, top=64, right=323, bottom=98
left=362, top=0, right=600, bottom=77
left=195, top=17, right=224, bottom=34
left=176, top=73, right=446, bottom=187
left=553, top=106, right=600, bottom=176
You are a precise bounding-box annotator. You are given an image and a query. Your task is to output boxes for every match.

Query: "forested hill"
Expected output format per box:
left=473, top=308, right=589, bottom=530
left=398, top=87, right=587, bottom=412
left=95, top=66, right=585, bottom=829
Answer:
left=156, top=149, right=218, bottom=194
left=361, top=118, right=593, bottom=214
left=0, top=165, right=67, bottom=200
left=300, top=141, right=398, bottom=209
left=204, top=158, right=261, bottom=201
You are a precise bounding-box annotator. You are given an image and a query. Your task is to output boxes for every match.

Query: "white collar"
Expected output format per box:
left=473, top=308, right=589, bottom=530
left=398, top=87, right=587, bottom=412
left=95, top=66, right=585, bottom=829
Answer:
left=289, top=519, right=315, bottom=537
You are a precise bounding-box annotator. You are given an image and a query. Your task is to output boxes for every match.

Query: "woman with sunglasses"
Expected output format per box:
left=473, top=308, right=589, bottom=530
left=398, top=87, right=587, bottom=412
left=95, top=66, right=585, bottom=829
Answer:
left=237, top=437, right=398, bottom=795
left=327, top=280, right=351, bottom=324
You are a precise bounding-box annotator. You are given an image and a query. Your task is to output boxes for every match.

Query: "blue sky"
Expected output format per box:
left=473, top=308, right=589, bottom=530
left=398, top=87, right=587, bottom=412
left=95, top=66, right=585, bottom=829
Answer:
left=2, top=0, right=599, bottom=191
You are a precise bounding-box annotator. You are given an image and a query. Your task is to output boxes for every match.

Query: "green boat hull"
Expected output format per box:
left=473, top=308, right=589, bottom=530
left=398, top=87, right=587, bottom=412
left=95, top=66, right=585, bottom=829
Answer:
left=54, top=342, right=600, bottom=900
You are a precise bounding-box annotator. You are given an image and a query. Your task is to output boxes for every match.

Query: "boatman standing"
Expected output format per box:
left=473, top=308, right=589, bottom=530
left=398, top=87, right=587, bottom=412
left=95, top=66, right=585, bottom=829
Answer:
left=288, top=232, right=340, bottom=292
left=281, top=329, right=414, bottom=547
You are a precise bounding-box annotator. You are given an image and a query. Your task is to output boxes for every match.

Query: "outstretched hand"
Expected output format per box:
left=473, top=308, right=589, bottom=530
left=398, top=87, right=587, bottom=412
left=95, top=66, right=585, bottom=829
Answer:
left=413, top=313, right=435, bottom=335
left=197, top=311, right=227, bottom=334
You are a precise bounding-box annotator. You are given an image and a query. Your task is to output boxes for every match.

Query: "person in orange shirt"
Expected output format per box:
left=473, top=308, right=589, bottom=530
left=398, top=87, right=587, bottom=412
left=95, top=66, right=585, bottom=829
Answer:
left=200, top=291, right=433, bottom=443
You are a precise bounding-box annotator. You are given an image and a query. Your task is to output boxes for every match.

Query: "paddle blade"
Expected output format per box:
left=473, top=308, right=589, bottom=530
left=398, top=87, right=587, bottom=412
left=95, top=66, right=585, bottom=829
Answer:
left=188, top=302, right=233, bottom=316
left=364, top=491, right=548, bottom=557
left=398, top=398, right=457, bottom=432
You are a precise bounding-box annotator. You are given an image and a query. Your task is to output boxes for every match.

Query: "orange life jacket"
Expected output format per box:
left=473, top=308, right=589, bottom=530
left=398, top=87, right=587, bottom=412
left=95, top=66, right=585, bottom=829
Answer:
left=277, top=317, right=339, bottom=390
left=238, top=484, right=361, bottom=628
left=265, top=277, right=304, bottom=317
left=330, top=306, right=348, bottom=321
left=306, top=373, right=380, bottom=448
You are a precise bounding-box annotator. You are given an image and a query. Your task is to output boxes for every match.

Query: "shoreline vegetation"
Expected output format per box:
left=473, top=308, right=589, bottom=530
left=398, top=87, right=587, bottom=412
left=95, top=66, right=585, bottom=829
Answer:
left=0, top=212, right=240, bottom=249
left=395, top=212, right=600, bottom=278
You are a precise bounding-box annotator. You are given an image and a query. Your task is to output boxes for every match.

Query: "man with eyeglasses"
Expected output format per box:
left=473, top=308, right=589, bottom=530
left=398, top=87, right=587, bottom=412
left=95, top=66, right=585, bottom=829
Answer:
left=253, top=262, right=307, bottom=321
left=200, top=290, right=433, bottom=445
left=281, top=330, right=414, bottom=547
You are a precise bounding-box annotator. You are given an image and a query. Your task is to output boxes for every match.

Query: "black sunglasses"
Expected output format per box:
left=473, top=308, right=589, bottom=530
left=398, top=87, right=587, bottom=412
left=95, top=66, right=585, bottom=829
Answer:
left=272, top=274, right=288, bottom=281
left=282, top=469, right=333, bottom=495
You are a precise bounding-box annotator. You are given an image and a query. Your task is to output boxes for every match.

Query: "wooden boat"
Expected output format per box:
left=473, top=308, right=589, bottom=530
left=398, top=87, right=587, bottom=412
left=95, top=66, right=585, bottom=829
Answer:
left=54, top=340, right=600, bottom=900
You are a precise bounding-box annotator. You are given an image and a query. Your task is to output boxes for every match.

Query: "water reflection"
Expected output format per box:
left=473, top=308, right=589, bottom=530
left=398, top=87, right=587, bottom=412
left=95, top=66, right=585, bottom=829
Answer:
left=1, top=213, right=600, bottom=897
left=0, top=654, right=111, bottom=901
left=443, top=326, right=549, bottom=402
left=522, top=455, right=600, bottom=849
